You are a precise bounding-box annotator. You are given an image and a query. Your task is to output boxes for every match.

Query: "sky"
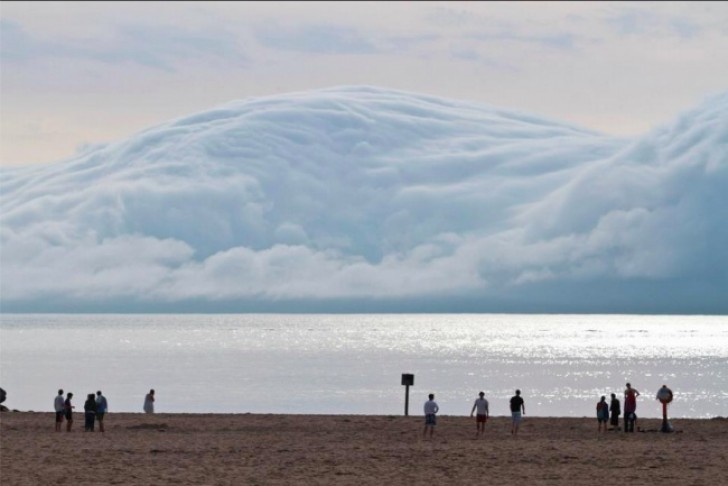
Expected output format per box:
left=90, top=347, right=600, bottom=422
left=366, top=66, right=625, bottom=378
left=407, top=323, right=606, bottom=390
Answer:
left=1, top=1, right=727, bottom=314
left=2, top=1, right=728, bottom=167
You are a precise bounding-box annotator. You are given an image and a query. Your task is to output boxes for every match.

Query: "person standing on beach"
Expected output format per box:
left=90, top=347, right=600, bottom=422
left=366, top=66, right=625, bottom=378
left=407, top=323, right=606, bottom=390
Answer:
left=96, top=391, right=108, bottom=433
left=470, top=391, right=489, bottom=438
left=54, top=389, right=65, bottom=432
left=64, top=392, right=75, bottom=432
left=423, top=393, right=439, bottom=439
left=510, top=389, right=525, bottom=435
left=609, top=393, right=621, bottom=430
left=596, top=396, right=609, bottom=432
left=624, top=383, right=640, bottom=433
left=144, top=389, right=155, bottom=414
left=83, top=393, right=97, bottom=432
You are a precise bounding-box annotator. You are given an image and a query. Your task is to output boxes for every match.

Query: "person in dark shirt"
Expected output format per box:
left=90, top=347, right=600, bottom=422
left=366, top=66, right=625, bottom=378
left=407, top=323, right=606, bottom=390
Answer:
left=596, top=396, right=609, bottom=432
left=83, top=393, right=97, bottom=432
left=609, top=393, right=621, bottom=430
left=510, top=389, right=525, bottom=435
left=64, top=393, right=75, bottom=432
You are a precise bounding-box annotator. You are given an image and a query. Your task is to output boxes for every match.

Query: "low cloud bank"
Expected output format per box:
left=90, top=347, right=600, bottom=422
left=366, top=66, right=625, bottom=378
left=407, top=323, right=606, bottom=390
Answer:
left=2, top=86, right=726, bottom=312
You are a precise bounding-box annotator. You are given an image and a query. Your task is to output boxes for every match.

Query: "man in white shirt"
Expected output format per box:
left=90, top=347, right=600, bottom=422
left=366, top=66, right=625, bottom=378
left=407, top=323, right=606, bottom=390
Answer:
left=54, top=389, right=65, bottom=432
left=470, top=391, right=489, bottom=438
left=423, top=393, right=439, bottom=439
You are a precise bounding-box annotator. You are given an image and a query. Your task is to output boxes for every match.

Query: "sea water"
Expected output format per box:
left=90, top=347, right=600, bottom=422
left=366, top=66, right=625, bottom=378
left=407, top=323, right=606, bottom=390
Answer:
left=0, top=314, right=726, bottom=418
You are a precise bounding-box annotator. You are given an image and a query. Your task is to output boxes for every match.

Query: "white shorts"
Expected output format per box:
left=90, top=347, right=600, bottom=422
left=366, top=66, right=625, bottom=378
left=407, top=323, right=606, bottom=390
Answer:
left=511, top=411, right=522, bottom=424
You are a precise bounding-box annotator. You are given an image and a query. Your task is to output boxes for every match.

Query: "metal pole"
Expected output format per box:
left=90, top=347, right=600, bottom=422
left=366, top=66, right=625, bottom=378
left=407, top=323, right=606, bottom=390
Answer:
left=404, top=385, right=410, bottom=416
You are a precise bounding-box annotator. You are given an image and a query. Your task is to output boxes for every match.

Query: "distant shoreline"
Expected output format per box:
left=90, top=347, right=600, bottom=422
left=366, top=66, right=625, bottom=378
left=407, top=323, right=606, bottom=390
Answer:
left=2, top=410, right=726, bottom=420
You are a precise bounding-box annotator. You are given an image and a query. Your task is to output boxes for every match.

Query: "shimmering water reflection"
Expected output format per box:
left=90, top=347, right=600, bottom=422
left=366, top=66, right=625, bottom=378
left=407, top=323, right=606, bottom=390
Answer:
left=1, top=314, right=726, bottom=418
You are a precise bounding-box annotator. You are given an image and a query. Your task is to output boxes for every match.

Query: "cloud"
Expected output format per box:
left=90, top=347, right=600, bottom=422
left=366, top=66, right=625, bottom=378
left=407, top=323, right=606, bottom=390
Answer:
left=0, top=18, right=246, bottom=70
left=1, top=86, right=726, bottom=312
left=606, top=7, right=705, bottom=39
left=255, top=24, right=379, bottom=54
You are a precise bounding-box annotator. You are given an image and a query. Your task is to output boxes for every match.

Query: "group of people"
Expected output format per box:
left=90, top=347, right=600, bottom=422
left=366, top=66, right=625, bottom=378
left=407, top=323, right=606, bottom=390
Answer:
left=596, top=383, right=674, bottom=433
left=423, top=383, right=674, bottom=438
left=53, top=388, right=157, bottom=432
left=595, top=382, right=640, bottom=433
left=423, top=389, right=526, bottom=439
left=54, top=389, right=108, bottom=433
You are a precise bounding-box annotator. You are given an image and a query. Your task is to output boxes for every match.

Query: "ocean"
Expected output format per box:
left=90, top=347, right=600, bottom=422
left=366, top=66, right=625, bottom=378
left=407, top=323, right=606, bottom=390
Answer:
left=1, top=314, right=726, bottom=418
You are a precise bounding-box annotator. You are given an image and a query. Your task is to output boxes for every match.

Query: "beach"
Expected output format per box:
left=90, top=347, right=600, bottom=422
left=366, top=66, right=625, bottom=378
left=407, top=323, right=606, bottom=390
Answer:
left=1, top=412, right=726, bottom=485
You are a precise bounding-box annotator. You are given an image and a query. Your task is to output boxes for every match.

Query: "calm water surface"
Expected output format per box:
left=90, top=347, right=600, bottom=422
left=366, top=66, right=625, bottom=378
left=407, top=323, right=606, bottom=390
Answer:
left=1, top=314, right=726, bottom=418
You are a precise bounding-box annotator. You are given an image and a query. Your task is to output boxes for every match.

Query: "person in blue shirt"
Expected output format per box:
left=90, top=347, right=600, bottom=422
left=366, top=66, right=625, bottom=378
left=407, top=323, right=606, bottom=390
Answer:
left=96, top=391, right=108, bottom=433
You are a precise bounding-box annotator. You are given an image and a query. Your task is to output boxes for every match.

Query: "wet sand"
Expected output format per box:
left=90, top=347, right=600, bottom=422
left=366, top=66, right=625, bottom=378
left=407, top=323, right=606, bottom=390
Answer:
left=1, top=412, right=726, bottom=485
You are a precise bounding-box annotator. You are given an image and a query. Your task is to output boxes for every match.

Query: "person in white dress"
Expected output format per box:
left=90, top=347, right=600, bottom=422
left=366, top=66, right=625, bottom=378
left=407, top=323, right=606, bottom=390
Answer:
left=143, top=389, right=155, bottom=414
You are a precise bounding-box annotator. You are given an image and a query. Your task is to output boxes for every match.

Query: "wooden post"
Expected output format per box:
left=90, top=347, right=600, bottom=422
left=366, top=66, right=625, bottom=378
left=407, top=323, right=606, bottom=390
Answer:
left=405, top=385, right=410, bottom=416
left=401, top=374, right=414, bottom=416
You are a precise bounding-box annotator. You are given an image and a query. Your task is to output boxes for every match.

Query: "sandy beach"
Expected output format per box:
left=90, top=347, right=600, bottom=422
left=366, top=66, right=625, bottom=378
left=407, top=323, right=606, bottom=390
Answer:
left=1, top=412, right=726, bottom=485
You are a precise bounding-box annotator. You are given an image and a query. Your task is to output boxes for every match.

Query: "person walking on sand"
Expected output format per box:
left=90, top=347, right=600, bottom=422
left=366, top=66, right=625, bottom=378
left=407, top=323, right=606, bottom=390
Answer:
left=143, top=389, right=155, bottom=414
left=624, top=382, right=640, bottom=433
left=470, top=391, right=489, bottom=438
left=596, top=396, right=609, bottom=433
left=510, top=389, right=525, bottom=435
left=609, top=393, right=621, bottom=431
left=423, top=393, right=439, bottom=439
left=54, top=389, right=65, bottom=432
left=64, top=392, right=75, bottom=432
left=83, top=393, right=97, bottom=432
left=95, top=391, right=108, bottom=433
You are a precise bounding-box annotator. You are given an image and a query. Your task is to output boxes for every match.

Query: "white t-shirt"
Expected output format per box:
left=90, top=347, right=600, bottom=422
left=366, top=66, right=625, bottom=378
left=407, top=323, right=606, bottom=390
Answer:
left=424, top=400, right=439, bottom=415
left=473, top=397, right=489, bottom=415
left=54, top=395, right=65, bottom=412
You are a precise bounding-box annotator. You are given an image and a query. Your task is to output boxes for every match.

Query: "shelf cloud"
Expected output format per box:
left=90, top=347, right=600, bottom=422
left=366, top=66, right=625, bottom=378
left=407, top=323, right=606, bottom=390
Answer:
left=2, top=86, right=726, bottom=312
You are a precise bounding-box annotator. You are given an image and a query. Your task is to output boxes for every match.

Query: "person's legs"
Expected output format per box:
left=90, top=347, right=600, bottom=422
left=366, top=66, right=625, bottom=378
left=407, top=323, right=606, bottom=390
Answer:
left=97, top=414, right=105, bottom=433
left=512, top=412, right=521, bottom=435
left=66, top=416, right=72, bottom=432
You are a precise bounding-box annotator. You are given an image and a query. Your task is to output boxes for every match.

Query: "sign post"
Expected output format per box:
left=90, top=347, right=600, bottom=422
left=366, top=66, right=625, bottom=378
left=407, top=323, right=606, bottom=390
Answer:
left=401, top=373, right=414, bottom=416
left=657, top=385, right=674, bottom=433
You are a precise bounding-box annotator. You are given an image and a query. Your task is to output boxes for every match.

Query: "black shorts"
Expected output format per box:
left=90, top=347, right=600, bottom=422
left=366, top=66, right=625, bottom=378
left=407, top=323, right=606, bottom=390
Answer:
left=55, top=411, right=64, bottom=423
left=65, top=411, right=73, bottom=421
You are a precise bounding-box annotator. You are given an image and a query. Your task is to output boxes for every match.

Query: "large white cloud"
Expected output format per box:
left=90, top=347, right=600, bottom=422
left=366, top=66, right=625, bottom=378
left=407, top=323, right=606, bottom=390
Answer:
left=1, top=86, right=726, bottom=312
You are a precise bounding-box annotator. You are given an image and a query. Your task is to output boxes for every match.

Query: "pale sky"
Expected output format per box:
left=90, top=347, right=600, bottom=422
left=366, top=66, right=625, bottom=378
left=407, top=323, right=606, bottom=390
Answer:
left=1, top=0, right=727, bottom=166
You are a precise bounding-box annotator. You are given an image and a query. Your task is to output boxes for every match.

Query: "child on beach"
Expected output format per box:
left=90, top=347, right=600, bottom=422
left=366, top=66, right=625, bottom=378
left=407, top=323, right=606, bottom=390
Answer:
left=596, top=396, right=609, bottom=432
left=423, top=393, right=439, bottom=439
